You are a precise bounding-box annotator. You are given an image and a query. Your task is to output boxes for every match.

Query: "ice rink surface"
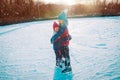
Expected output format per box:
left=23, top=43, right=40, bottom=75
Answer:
left=0, top=16, right=120, bottom=80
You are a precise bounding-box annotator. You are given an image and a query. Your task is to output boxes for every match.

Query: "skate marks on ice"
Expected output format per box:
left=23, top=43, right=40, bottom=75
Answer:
left=53, top=67, right=73, bottom=80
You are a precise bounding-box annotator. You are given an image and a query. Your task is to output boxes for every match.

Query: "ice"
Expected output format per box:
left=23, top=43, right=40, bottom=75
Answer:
left=0, top=16, right=120, bottom=80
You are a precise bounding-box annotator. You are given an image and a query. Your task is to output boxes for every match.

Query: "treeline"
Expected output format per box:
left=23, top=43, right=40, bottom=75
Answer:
left=0, top=0, right=66, bottom=25
left=68, top=0, right=120, bottom=16
left=95, top=0, right=120, bottom=16
left=0, top=0, right=120, bottom=25
left=0, top=0, right=66, bottom=18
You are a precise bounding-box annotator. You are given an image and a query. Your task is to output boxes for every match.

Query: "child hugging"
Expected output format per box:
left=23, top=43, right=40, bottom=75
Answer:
left=51, top=10, right=72, bottom=73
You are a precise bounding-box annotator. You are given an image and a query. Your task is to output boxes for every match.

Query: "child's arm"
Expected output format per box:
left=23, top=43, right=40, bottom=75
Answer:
left=51, top=24, right=67, bottom=43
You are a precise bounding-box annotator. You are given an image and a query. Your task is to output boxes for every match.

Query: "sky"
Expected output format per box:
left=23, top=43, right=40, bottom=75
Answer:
left=34, top=0, right=118, bottom=5
left=39, top=0, right=94, bottom=5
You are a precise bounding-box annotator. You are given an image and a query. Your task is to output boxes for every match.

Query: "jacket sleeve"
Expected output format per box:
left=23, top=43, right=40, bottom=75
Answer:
left=51, top=24, right=67, bottom=43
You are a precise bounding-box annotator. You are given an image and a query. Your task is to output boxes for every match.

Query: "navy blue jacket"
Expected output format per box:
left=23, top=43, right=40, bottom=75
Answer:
left=51, top=22, right=68, bottom=51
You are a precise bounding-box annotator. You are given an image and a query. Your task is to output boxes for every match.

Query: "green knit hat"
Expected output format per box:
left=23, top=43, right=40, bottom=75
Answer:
left=58, top=10, right=67, bottom=22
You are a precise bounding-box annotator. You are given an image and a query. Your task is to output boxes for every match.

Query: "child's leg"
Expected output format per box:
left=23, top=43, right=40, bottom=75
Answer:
left=55, top=50, right=62, bottom=67
left=61, top=46, right=72, bottom=73
left=61, top=46, right=71, bottom=66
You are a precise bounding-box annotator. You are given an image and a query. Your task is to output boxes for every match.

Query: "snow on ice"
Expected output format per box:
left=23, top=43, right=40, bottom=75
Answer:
left=0, top=16, right=120, bottom=80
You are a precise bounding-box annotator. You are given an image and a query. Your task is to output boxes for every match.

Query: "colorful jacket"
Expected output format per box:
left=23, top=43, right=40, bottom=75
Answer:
left=51, top=22, right=71, bottom=51
left=55, top=28, right=70, bottom=46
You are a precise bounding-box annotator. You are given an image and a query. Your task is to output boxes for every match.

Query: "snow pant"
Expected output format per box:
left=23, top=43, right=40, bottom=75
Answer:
left=55, top=46, right=71, bottom=68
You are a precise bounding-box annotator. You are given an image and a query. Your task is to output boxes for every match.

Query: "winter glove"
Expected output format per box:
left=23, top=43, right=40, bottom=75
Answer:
left=50, top=37, right=54, bottom=44
left=68, top=34, right=72, bottom=40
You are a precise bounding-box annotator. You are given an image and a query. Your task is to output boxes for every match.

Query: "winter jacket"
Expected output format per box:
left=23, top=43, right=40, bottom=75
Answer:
left=51, top=23, right=71, bottom=51
left=55, top=28, right=71, bottom=46
left=51, top=23, right=67, bottom=44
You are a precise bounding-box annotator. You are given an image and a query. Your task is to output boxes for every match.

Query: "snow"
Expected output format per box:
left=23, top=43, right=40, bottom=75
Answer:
left=0, top=16, right=120, bottom=80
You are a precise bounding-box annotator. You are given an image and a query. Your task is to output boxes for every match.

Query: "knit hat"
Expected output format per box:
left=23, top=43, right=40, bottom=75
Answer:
left=53, top=22, right=59, bottom=31
left=58, top=10, right=67, bottom=22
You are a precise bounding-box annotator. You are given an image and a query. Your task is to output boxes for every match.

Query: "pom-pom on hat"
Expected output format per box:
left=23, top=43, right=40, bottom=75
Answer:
left=53, top=22, right=59, bottom=31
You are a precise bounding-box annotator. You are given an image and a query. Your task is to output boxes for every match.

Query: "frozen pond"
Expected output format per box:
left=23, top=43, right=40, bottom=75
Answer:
left=0, top=16, right=120, bottom=80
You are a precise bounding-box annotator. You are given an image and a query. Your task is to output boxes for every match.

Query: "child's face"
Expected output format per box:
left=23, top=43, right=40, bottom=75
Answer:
left=54, top=27, right=59, bottom=32
left=58, top=20, right=63, bottom=24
